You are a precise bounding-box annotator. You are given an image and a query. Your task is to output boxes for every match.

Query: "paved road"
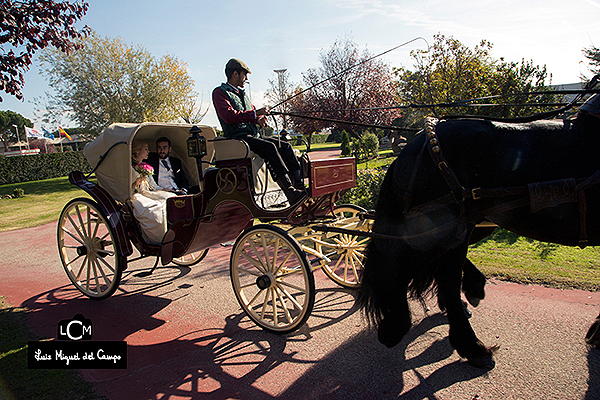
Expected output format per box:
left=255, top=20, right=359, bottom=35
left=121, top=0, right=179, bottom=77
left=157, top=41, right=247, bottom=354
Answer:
left=2, top=221, right=600, bottom=399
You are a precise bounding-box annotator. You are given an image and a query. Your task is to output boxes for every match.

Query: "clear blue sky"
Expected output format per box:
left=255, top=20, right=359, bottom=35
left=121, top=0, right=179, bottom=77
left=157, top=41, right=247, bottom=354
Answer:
left=2, top=0, right=599, bottom=129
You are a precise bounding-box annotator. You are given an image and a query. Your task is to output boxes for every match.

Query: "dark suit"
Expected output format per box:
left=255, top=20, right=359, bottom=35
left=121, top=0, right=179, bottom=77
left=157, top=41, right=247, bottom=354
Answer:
left=146, top=152, right=189, bottom=190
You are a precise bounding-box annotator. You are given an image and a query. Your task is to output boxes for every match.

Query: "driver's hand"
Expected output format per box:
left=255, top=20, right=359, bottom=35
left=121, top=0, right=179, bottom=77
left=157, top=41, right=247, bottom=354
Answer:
left=256, top=106, right=270, bottom=116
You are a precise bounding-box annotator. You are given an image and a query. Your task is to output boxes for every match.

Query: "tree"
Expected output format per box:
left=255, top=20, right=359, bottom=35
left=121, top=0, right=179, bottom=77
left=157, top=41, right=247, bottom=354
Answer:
left=351, top=131, right=379, bottom=161
left=340, top=130, right=351, bottom=156
left=39, top=33, right=200, bottom=136
left=0, top=110, right=32, bottom=150
left=28, top=138, right=57, bottom=153
left=289, top=36, right=398, bottom=138
left=583, top=46, right=600, bottom=77
left=0, top=0, right=89, bottom=101
left=395, top=34, right=556, bottom=130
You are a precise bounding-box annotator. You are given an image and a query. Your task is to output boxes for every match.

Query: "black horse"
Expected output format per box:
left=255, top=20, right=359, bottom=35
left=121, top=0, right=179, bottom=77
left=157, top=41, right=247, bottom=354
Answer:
left=359, top=111, right=600, bottom=369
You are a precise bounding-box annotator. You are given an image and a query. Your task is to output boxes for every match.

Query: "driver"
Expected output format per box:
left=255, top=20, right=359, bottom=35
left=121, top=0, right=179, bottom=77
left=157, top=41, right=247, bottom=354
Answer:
left=212, top=58, right=306, bottom=205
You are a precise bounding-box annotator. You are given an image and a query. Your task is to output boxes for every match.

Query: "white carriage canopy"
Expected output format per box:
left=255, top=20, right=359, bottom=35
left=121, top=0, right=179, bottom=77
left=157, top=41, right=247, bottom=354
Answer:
left=84, top=122, right=216, bottom=203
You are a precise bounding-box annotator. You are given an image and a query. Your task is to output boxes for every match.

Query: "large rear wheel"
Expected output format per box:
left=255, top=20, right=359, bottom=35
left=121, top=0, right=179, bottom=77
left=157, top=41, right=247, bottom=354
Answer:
left=57, top=198, right=125, bottom=299
left=172, top=249, right=209, bottom=266
left=230, top=225, right=315, bottom=334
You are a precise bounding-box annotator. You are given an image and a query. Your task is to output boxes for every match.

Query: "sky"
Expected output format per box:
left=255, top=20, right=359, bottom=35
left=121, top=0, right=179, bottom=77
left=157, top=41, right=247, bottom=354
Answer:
left=2, top=0, right=599, bottom=130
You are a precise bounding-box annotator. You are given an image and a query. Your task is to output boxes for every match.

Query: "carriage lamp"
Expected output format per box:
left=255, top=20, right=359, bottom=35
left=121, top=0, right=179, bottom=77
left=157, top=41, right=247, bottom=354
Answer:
left=188, top=125, right=208, bottom=183
left=187, top=126, right=207, bottom=158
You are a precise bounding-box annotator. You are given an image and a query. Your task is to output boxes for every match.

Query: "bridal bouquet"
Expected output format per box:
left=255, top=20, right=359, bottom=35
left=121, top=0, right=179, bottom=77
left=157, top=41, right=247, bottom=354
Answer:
left=134, top=162, right=154, bottom=177
left=133, top=162, right=154, bottom=192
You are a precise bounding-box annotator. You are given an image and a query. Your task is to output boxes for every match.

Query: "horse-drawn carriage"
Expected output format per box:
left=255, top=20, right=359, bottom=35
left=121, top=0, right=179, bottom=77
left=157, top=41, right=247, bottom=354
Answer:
left=57, top=122, right=372, bottom=333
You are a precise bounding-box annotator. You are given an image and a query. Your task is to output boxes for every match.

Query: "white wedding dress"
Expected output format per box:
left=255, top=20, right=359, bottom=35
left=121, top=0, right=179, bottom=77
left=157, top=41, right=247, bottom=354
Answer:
left=129, top=170, right=176, bottom=245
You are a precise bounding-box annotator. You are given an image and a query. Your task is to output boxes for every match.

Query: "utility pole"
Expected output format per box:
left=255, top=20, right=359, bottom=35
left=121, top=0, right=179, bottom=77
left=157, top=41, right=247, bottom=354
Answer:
left=273, top=69, right=288, bottom=130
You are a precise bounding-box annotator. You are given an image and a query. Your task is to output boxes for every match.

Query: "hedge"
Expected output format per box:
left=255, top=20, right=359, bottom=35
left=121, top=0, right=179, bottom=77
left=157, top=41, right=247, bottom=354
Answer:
left=339, top=167, right=386, bottom=210
left=0, top=151, right=92, bottom=185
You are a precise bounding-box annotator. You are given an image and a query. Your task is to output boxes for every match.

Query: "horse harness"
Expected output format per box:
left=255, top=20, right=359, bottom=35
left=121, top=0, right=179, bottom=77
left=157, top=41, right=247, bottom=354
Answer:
left=408, top=118, right=600, bottom=248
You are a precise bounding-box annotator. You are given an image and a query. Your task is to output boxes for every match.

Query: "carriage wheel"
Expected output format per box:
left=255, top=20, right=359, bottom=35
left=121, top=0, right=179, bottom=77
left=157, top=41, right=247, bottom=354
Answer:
left=172, top=249, right=209, bottom=266
left=316, top=204, right=372, bottom=288
left=57, top=198, right=125, bottom=300
left=230, top=224, right=315, bottom=334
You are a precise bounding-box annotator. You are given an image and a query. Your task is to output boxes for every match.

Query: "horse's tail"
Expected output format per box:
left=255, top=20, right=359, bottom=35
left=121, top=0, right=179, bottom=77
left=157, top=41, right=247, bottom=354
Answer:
left=357, top=159, right=403, bottom=326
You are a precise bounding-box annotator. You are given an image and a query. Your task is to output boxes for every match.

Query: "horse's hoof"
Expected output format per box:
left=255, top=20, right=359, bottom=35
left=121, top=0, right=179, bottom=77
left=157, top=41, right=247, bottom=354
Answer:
left=468, top=355, right=495, bottom=370
left=465, top=293, right=481, bottom=308
left=462, top=301, right=473, bottom=319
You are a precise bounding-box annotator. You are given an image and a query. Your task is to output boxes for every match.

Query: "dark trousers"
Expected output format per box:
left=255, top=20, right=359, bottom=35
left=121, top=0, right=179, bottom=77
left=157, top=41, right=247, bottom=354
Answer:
left=241, top=136, right=300, bottom=180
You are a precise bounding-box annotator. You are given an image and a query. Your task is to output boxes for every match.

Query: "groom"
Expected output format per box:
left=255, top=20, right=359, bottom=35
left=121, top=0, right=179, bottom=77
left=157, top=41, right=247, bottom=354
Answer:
left=147, top=136, right=189, bottom=194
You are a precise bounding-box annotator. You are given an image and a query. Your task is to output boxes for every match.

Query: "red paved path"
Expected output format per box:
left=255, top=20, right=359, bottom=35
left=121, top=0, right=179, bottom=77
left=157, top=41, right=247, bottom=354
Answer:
left=1, top=219, right=600, bottom=399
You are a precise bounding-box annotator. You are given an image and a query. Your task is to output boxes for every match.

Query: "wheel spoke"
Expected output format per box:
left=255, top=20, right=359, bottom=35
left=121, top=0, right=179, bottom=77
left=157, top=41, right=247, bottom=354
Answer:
left=277, top=285, right=303, bottom=310
left=96, top=258, right=112, bottom=288
left=246, top=288, right=265, bottom=307
left=74, top=256, right=87, bottom=280
left=271, top=288, right=278, bottom=326
left=260, top=288, right=271, bottom=320
left=273, top=249, right=293, bottom=276
left=246, top=243, right=268, bottom=274
left=260, top=233, right=272, bottom=272
left=350, top=253, right=361, bottom=282
left=64, top=253, right=84, bottom=269
left=96, top=254, right=116, bottom=274
left=75, top=206, right=88, bottom=240
left=275, top=287, right=292, bottom=323
left=236, top=267, right=262, bottom=277
left=91, top=255, right=100, bottom=293
left=63, top=219, right=85, bottom=245
left=276, top=278, right=306, bottom=293
left=270, top=236, right=281, bottom=273
left=240, top=249, right=267, bottom=274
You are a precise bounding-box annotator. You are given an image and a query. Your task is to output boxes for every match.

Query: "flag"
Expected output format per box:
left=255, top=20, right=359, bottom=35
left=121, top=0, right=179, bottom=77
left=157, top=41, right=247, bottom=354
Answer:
left=25, top=126, right=43, bottom=138
left=42, top=128, right=54, bottom=140
left=59, top=126, right=72, bottom=141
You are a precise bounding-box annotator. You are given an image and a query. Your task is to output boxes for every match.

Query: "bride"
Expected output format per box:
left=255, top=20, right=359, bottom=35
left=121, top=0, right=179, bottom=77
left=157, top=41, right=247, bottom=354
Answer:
left=129, top=140, right=176, bottom=245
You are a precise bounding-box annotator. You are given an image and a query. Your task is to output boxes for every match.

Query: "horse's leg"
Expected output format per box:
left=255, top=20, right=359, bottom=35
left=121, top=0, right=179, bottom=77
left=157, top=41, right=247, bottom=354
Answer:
left=435, top=245, right=495, bottom=369
left=462, top=258, right=486, bottom=307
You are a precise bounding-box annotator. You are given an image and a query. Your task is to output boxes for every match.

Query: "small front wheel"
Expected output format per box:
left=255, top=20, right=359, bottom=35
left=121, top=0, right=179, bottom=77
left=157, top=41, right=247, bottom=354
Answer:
left=317, top=204, right=372, bottom=288
left=57, top=198, right=126, bottom=299
left=230, top=225, right=315, bottom=334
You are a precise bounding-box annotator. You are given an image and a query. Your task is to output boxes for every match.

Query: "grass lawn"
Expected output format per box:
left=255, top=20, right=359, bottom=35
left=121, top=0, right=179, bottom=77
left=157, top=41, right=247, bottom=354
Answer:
left=0, top=177, right=90, bottom=232
left=469, top=229, right=600, bottom=291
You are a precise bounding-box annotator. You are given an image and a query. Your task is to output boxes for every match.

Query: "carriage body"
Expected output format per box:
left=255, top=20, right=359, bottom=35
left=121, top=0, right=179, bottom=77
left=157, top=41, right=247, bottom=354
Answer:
left=58, top=122, right=368, bottom=333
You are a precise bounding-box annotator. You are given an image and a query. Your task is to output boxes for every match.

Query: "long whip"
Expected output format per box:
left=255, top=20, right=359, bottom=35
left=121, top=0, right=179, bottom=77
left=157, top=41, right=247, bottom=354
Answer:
left=270, top=37, right=428, bottom=110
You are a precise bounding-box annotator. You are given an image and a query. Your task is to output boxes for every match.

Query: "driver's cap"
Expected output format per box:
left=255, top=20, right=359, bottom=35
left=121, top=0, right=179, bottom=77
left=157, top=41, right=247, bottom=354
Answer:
left=226, top=58, right=251, bottom=74
left=580, top=94, right=600, bottom=114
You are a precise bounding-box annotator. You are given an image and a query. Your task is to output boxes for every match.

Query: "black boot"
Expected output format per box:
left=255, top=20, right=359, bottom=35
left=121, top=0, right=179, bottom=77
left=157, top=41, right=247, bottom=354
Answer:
left=291, top=169, right=305, bottom=190
left=276, top=175, right=306, bottom=205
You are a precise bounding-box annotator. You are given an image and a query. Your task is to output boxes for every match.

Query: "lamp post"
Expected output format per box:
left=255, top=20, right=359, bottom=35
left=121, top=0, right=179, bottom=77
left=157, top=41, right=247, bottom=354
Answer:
left=273, top=69, right=288, bottom=131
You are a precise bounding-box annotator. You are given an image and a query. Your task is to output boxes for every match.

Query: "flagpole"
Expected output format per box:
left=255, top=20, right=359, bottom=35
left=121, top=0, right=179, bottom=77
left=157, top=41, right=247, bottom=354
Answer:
left=12, top=125, right=21, bottom=151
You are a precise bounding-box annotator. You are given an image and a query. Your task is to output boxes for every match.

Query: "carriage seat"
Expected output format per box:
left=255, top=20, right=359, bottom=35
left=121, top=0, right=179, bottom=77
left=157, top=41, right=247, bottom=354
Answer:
left=212, top=137, right=284, bottom=205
